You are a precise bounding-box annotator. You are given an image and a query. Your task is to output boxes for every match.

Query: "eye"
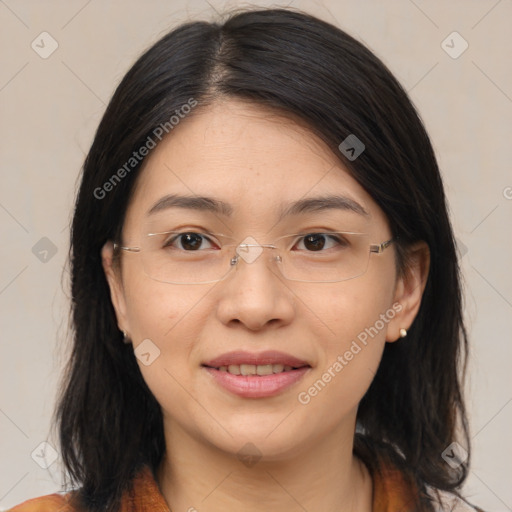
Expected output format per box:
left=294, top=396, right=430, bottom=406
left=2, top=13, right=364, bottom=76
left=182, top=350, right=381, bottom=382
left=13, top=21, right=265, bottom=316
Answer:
left=294, top=233, right=349, bottom=252
left=163, top=232, right=219, bottom=251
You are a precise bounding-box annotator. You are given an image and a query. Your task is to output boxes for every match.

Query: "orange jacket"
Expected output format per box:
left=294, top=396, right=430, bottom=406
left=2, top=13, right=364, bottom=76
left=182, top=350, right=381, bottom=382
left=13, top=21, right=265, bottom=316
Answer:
left=6, top=462, right=479, bottom=511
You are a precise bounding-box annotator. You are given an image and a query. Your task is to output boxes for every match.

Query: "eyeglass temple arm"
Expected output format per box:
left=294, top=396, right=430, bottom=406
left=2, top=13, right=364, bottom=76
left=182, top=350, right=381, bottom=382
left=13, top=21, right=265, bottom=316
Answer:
left=113, top=242, right=141, bottom=253
left=370, top=238, right=395, bottom=254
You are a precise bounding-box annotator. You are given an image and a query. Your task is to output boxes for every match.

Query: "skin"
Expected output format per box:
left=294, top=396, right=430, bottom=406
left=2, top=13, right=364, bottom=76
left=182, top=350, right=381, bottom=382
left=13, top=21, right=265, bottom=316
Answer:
left=102, top=98, right=430, bottom=512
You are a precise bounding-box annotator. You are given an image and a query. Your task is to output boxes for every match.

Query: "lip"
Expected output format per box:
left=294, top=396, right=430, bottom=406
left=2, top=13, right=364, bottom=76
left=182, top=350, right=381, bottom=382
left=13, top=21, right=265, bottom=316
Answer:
left=202, top=350, right=310, bottom=368
left=203, top=366, right=311, bottom=398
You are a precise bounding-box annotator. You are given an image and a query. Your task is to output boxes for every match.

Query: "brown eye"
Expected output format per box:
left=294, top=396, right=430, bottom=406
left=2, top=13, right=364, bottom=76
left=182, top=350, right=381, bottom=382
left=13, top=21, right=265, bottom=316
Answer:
left=164, top=232, right=215, bottom=251
left=303, top=234, right=326, bottom=251
left=296, top=233, right=347, bottom=252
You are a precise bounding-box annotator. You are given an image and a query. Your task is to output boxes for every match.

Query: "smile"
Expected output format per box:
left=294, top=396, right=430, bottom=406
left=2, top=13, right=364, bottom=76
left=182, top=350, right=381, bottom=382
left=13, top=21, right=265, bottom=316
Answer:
left=203, top=363, right=307, bottom=375
left=202, top=365, right=311, bottom=398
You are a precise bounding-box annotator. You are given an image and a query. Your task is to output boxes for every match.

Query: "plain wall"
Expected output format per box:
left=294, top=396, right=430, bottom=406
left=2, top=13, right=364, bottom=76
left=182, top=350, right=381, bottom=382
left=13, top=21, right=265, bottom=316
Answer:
left=1, top=1, right=511, bottom=510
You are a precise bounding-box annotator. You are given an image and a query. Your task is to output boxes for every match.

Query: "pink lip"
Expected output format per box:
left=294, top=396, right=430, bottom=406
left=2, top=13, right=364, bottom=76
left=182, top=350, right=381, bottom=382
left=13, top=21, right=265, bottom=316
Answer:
left=203, top=366, right=311, bottom=398
left=202, top=350, right=310, bottom=368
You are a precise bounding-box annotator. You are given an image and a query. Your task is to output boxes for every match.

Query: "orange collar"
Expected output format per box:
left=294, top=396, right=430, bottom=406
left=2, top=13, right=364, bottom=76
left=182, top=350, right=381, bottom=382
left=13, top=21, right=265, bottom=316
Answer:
left=8, top=460, right=418, bottom=511
left=117, top=462, right=418, bottom=512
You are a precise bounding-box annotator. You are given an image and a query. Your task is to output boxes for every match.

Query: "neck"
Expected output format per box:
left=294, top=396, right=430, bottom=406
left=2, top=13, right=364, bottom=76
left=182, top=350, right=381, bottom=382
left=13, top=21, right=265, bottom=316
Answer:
left=156, top=419, right=372, bottom=512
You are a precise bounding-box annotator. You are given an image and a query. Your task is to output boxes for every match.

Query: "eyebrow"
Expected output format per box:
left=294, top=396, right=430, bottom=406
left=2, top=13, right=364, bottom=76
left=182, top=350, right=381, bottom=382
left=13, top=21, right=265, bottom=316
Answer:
left=146, top=193, right=369, bottom=219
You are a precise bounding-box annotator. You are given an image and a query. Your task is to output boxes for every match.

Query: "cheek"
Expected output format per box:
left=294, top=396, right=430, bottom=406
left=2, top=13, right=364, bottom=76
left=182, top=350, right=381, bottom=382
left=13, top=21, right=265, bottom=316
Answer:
left=122, top=278, right=208, bottom=412
left=305, top=276, right=393, bottom=346
left=122, top=274, right=212, bottom=394
left=123, top=266, right=202, bottom=339
left=298, top=279, right=393, bottom=407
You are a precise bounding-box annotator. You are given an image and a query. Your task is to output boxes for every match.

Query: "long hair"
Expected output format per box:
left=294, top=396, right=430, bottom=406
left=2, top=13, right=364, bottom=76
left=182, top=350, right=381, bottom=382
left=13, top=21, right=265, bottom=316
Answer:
left=52, top=7, right=470, bottom=511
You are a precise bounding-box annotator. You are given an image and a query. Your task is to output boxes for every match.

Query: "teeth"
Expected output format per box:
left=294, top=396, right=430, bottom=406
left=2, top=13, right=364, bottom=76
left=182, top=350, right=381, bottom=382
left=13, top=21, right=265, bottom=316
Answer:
left=256, top=364, right=273, bottom=376
left=217, top=364, right=298, bottom=375
left=228, top=364, right=240, bottom=375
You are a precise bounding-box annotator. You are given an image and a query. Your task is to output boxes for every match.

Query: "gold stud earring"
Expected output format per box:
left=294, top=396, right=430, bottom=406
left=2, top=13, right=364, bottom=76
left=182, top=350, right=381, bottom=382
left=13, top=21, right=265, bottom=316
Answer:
left=399, top=328, right=407, bottom=338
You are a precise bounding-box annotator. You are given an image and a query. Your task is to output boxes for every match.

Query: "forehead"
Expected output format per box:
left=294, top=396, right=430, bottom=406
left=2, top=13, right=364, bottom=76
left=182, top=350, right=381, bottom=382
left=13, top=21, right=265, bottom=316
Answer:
left=124, top=99, right=386, bottom=232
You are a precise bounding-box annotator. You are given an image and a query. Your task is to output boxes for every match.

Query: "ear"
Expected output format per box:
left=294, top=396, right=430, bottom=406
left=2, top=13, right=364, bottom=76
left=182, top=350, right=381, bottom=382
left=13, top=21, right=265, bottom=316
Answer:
left=101, top=241, right=130, bottom=336
left=386, top=241, right=430, bottom=342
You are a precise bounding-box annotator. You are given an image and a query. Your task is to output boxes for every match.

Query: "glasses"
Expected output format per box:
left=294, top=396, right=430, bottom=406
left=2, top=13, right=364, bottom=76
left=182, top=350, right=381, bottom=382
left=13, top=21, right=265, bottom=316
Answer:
left=113, top=229, right=395, bottom=285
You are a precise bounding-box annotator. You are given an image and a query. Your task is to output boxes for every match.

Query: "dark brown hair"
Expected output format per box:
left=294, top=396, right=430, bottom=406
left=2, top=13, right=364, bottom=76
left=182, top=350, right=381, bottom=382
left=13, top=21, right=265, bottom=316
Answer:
left=53, top=7, right=471, bottom=511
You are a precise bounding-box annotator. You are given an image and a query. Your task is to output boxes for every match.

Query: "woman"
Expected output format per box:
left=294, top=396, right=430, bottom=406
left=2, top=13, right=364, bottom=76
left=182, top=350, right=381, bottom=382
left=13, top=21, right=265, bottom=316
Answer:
left=9, top=7, right=482, bottom=512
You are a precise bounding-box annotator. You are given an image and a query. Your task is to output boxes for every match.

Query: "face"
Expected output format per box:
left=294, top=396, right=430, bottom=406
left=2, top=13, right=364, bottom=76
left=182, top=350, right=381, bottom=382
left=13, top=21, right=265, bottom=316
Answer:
left=102, top=98, right=425, bottom=462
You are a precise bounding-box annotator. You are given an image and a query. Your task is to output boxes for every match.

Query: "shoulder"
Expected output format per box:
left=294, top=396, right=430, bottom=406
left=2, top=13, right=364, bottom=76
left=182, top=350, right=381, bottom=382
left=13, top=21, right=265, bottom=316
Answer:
left=6, top=491, right=79, bottom=512
left=367, top=451, right=483, bottom=512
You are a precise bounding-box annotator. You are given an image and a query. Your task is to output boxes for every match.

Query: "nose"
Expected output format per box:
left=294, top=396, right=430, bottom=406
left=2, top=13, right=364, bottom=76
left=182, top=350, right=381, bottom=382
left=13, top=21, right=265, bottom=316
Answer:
left=215, top=242, right=295, bottom=331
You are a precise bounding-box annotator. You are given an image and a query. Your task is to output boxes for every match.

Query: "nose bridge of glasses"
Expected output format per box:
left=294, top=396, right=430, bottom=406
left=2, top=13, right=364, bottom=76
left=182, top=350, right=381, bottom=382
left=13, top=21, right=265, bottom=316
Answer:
left=231, top=237, right=280, bottom=267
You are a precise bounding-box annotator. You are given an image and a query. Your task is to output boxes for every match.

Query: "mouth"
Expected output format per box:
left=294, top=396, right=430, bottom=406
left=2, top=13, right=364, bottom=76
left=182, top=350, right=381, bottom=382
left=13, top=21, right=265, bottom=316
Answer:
left=202, top=349, right=311, bottom=370
left=201, top=363, right=310, bottom=376
left=201, top=350, right=312, bottom=398
left=201, top=364, right=311, bottom=398
left=200, top=350, right=312, bottom=398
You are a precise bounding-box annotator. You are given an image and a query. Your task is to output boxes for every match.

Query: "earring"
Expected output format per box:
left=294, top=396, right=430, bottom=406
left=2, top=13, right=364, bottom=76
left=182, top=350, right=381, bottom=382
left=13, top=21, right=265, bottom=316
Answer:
left=399, top=328, right=407, bottom=338
left=122, top=330, right=130, bottom=344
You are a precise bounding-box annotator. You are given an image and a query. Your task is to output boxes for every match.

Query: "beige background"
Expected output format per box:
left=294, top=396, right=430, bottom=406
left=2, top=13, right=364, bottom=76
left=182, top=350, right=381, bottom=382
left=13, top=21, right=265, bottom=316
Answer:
left=1, top=0, right=511, bottom=510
